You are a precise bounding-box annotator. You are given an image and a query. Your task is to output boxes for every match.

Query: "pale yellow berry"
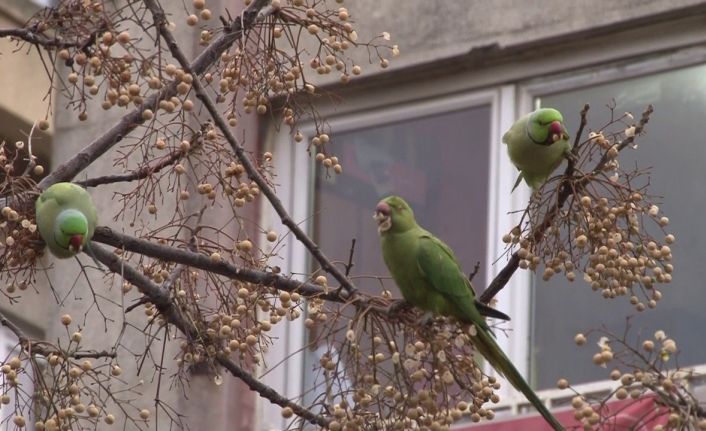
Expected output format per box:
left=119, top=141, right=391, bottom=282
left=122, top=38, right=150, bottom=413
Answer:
left=237, top=240, right=253, bottom=252
left=117, top=31, right=130, bottom=45
left=266, top=231, right=277, bottom=242
left=102, top=31, right=114, bottom=46
left=574, top=333, right=586, bottom=346
left=86, top=404, right=100, bottom=418
left=13, top=416, right=25, bottom=427
left=615, top=388, right=628, bottom=400
left=61, top=314, right=72, bottom=326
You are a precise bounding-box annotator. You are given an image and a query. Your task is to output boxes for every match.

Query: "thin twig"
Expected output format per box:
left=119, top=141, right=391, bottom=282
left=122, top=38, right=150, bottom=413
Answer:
left=76, top=129, right=203, bottom=188
left=468, top=261, right=481, bottom=282
left=344, top=238, right=356, bottom=277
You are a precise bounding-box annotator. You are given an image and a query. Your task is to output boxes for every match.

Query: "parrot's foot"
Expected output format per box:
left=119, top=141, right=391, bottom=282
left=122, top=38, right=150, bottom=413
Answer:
left=388, top=299, right=411, bottom=316
left=27, top=239, right=45, bottom=249
left=564, top=151, right=578, bottom=164
left=418, top=312, right=436, bottom=328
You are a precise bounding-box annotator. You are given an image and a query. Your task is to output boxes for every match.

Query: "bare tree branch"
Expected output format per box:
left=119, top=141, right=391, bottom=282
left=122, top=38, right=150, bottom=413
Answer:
left=91, top=242, right=331, bottom=428
left=0, top=27, right=91, bottom=49
left=142, top=0, right=358, bottom=297
left=92, top=226, right=348, bottom=303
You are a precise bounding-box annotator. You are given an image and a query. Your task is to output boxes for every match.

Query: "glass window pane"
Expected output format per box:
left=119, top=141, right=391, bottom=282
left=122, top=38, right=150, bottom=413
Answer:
left=314, top=105, right=492, bottom=295
left=532, top=63, right=706, bottom=389
left=305, top=104, right=492, bottom=398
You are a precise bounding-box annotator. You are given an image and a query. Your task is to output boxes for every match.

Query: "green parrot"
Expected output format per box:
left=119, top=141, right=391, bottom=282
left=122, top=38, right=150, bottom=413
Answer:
left=374, top=196, right=563, bottom=431
left=35, top=182, right=98, bottom=258
left=503, top=107, right=571, bottom=191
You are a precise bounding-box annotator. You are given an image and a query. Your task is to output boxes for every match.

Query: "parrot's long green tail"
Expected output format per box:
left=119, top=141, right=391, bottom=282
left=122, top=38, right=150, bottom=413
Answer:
left=474, top=327, right=564, bottom=431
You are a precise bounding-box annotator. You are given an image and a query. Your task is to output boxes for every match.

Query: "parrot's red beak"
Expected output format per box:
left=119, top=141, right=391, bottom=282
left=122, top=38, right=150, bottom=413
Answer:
left=375, top=201, right=391, bottom=216
left=548, top=121, right=564, bottom=143
left=373, top=201, right=392, bottom=234
left=69, top=234, right=84, bottom=252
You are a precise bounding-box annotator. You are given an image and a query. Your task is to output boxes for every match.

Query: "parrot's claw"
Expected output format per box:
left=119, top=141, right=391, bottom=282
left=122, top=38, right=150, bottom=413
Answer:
left=565, top=151, right=578, bottom=164
left=27, top=239, right=46, bottom=248
left=388, top=299, right=411, bottom=316
left=418, top=312, right=436, bottom=328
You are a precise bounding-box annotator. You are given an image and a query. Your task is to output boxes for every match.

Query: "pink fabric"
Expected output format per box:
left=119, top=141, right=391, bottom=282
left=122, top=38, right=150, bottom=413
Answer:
left=457, top=396, right=668, bottom=430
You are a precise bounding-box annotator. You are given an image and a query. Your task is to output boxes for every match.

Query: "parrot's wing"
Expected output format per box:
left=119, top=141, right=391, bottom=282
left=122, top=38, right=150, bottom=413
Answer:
left=416, top=235, right=490, bottom=328
left=38, top=183, right=79, bottom=207
left=416, top=234, right=467, bottom=297
left=416, top=239, right=563, bottom=430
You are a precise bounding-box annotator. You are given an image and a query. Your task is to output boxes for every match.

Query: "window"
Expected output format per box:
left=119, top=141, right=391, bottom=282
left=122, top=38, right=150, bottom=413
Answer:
left=261, top=91, right=505, bottom=428
left=530, top=62, right=706, bottom=389
left=313, top=104, right=492, bottom=295
left=261, top=42, right=706, bottom=428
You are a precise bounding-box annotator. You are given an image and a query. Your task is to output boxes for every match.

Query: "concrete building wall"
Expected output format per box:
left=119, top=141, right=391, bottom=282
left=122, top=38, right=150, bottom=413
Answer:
left=0, top=0, right=50, bottom=133
left=324, top=0, right=706, bottom=82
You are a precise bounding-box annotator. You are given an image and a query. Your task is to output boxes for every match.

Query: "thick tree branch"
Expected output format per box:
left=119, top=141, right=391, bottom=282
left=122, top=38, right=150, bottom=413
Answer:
left=90, top=242, right=330, bottom=428
left=92, top=226, right=348, bottom=303
left=36, top=0, right=272, bottom=190
left=142, top=0, right=357, bottom=296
